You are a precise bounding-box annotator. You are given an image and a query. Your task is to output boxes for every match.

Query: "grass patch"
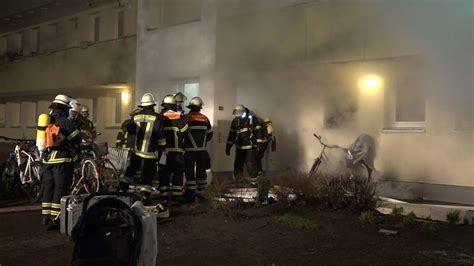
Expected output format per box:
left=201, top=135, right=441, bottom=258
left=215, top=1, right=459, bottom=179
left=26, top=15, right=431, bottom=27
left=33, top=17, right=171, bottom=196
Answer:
left=403, top=211, right=417, bottom=226
left=421, top=222, right=438, bottom=233
left=392, top=206, right=404, bottom=216
left=359, top=210, right=375, bottom=224
left=274, top=213, right=318, bottom=230
left=446, top=210, right=461, bottom=224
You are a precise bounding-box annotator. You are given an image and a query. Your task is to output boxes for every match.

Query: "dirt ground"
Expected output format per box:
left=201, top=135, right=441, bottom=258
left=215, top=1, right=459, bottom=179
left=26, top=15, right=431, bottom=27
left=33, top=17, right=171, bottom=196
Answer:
left=0, top=200, right=473, bottom=266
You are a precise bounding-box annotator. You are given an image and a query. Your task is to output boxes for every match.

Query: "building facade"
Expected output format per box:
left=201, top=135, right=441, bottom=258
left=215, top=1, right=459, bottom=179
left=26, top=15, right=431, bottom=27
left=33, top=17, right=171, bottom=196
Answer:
left=1, top=0, right=472, bottom=204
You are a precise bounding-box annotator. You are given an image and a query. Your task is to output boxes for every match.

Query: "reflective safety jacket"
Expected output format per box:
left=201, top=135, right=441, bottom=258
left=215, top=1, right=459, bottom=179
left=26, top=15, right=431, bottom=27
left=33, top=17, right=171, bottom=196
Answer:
left=126, top=108, right=166, bottom=159
left=43, top=115, right=81, bottom=164
left=184, top=111, right=213, bottom=152
left=227, top=115, right=267, bottom=150
left=161, top=110, right=188, bottom=153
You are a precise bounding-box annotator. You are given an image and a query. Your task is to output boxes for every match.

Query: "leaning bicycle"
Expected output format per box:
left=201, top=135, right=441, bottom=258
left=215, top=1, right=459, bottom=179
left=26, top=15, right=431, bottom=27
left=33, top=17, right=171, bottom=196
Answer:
left=0, top=136, right=42, bottom=202
left=309, top=133, right=375, bottom=197
left=70, top=141, right=120, bottom=195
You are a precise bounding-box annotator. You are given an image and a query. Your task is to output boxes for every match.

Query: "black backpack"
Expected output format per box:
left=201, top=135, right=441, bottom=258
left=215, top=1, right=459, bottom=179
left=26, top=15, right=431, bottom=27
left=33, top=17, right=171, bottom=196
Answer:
left=71, top=197, right=142, bottom=266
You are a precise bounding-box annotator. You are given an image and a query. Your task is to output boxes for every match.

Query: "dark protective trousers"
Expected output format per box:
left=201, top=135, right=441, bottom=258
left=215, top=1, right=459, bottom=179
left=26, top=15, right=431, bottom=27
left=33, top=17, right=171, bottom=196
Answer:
left=159, top=152, right=185, bottom=201
left=234, top=148, right=262, bottom=182
left=41, top=163, right=74, bottom=220
left=184, top=151, right=208, bottom=193
left=124, top=153, right=157, bottom=192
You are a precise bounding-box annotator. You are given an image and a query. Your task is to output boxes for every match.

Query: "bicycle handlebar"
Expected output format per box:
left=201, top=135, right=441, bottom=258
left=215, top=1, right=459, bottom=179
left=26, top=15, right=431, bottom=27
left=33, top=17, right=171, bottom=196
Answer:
left=0, top=135, right=35, bottom=143
left=313, top=133, right=342, bottom=149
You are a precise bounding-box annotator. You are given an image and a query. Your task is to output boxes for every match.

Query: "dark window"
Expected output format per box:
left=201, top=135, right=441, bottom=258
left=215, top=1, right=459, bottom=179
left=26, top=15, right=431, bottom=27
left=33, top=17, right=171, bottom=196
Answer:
left=94, top=17, right=100, bottom=42
left=117, top=11, right=125, bottom=38
left=115, top=95, right=122, bottom=124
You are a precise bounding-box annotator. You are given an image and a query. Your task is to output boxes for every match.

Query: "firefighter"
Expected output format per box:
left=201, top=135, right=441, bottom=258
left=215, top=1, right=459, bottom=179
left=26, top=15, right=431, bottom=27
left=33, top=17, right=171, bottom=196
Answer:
left=68, top=98, right=82, bottom=129
left=78, top=105, right=96, bottom=141
left=159, top=94, right=188, bottom=204
left=183, top=97, right=213, bottom=202
left=120, top=93, right=166, bottom=206
left=174, top=92, right=187, bottom=114
left=41, top=94, right=81, bottom=230
left=226, top=104, right=270, bottom=203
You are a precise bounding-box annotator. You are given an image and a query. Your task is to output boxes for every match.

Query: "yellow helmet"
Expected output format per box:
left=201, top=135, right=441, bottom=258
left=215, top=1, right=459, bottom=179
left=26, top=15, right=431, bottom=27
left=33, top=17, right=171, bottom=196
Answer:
left=139, top=93, right=156, bottom=107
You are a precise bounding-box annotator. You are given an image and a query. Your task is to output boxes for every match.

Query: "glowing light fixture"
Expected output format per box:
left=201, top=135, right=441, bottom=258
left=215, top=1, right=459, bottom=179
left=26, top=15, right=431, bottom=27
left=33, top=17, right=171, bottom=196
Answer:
left=121, top=91, right=130, bottom=104
left=359, top=74, right=383, bottom=94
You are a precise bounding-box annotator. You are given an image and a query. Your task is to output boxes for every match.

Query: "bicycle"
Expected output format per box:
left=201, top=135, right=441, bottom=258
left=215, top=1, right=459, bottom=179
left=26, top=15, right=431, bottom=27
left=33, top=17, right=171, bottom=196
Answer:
left=0, top=136, right=42, bottom=202
left=309, top=133, right=374, bottom=197
left=70, top=140, right=120, bottom=195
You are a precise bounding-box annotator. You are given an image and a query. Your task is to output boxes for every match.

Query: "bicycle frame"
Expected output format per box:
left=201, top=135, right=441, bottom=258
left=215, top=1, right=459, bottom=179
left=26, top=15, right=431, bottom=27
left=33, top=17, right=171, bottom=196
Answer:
left=15, top=146, right=40, bottom=185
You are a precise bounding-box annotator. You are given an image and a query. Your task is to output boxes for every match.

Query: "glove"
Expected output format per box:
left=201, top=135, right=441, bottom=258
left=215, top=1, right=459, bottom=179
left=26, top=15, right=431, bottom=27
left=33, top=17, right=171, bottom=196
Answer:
left=225, top=146, right=231, bottom=156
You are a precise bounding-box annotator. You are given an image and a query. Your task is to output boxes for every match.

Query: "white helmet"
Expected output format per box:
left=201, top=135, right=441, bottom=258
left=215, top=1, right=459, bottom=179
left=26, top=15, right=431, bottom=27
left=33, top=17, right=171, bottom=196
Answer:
left=139, top=93, right=156, bottom=107
left=232, top=104, right=246, bottom=117
left=162, top=94, right=176, bottom=105
left=52, top=94, right=70, bottom=107
left=69, top=98, right=81, bottom=112
left=187, top=97, right=204, bottom=109
left=81, top=106, right=89, bottom=118
left=173, top=92, right=187, bottom=102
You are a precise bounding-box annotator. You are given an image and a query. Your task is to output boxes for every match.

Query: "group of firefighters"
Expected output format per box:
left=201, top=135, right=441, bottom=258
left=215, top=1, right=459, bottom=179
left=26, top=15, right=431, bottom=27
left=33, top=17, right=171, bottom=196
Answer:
left=37, top=92, right=273, bottom=230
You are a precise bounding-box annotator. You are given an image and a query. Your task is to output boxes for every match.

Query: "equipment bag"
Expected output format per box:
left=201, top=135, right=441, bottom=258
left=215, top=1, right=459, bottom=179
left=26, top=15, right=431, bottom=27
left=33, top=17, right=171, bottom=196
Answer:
left=71, top=193, right=142, bottom=266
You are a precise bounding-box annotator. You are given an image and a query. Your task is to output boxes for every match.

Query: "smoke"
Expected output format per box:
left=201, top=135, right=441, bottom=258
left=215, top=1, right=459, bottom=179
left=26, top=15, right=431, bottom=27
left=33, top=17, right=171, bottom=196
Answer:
left=215, top=0, right=474, bottom=187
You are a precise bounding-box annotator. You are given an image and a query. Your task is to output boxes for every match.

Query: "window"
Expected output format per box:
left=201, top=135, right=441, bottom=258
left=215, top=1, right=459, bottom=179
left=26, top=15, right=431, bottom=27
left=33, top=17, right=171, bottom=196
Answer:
left=146, top=0, right=201, bottom=29
left=455, top=97, right=474, bottom=131
left=21, top=102, right=37, bottom=128
left=183, top=82, right=199, bottom=107
left=0, top=104, right=5, bottom=128
left=324, top=87, right=357, bottom=128
left=385, top=59, right=426, bottom=129
left=6, top=102, right=20, bottom=128
left=117, top=10, right=125, bottom=38
left=94, top=17, right=100, bottom=42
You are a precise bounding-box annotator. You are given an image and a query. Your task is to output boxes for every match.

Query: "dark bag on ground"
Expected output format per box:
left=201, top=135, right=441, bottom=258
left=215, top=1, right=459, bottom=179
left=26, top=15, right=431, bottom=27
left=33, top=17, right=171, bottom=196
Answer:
left=71, top=194, right=142, bottom=266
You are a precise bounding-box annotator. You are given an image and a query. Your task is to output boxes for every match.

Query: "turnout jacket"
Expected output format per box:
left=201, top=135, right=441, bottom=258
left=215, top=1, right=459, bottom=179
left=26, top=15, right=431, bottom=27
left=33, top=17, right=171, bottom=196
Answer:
left=126, top=108, right=166, bottom=159
left=227, top=114, right=267, bottom=150
left=43, top=115, right=81, bottom=164
left=184, top=111, right=213, bottom=152
left=161, top=109, right=189, bottom=153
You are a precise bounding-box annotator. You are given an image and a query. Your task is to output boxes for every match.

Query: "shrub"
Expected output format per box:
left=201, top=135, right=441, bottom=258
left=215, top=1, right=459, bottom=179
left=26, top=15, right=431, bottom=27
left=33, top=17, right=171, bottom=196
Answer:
left=392, top=207, right=404, bottom=216
left=446, top=210, right=461, bottom=224
left=359, top=210, right=375, bottom=224
left=403, top=212, right=417, bottom=226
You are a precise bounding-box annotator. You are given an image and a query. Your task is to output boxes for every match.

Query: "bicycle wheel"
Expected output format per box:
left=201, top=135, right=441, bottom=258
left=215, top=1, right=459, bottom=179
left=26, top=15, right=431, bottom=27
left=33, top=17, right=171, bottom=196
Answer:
left=81, top=159, right=101, bottom=193
left=309, top=157, right=322, bottom=177
left=99, top=158, right=120, bottom=192
left=26, top=162, right=43, bottom=203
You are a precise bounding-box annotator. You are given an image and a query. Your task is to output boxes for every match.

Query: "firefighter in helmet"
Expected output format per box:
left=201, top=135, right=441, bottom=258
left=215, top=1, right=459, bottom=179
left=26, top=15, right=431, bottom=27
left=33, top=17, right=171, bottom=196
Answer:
left=78, top=105, right=96, bottom=141
left=121, top=93, right=167, bottom=206
left=226, top=104, right=270, bottom=203
left=183, top=97, right=213, bottom=202
left=159, top=94, right=188, bottom=204
left=41, top=94, right=81, bottom=230
left=174, top=92, right=187, bottom=114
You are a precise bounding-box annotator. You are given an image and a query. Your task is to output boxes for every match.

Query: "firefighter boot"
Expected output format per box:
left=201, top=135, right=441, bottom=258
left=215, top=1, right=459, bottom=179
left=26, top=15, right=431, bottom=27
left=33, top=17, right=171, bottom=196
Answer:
left=257, top=177, right=271, bottom=205
left=42, top=216, right=51, bottom=226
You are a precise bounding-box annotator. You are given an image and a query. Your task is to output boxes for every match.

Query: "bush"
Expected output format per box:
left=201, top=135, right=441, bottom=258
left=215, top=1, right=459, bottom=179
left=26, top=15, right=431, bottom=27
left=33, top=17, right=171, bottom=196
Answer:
left=359, top=210, right=375, bottom=224
left=274, top=172, right=377, bottom=212
left=274, top=213, right=318, bottom=229
left=446, top=210, right=461, bottom=224
left=403, top=212, right=417, bottom=226
left=392, top=207, right=404, bottom=216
